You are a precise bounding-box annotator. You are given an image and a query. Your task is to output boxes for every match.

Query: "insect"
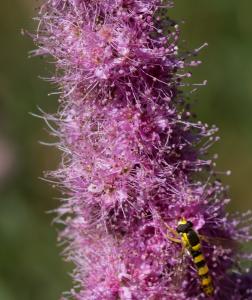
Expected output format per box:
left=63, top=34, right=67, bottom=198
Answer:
left=165, top=217, right=214, bottom=297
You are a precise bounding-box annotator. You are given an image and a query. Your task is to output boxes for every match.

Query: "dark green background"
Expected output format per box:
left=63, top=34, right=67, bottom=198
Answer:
left=0, top=1, right=251, bottom=299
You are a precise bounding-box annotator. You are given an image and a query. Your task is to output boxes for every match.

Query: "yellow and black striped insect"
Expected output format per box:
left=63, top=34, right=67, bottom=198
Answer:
left=166, top=218, right=214, bottom=297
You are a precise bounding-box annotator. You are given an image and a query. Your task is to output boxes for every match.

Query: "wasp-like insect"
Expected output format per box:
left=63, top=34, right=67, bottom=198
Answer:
left=166, top=218, right=214, bottom=297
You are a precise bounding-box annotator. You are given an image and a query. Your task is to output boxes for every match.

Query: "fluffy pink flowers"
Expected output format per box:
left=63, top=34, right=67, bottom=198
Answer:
left=32, top=1, right=252, bottom=299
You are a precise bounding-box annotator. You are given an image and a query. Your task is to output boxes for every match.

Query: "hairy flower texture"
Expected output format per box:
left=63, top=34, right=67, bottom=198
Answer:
left=32, top=0, right=252, bottom=299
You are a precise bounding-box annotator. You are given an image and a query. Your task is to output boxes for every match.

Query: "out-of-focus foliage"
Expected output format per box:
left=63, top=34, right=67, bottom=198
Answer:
left=0, top=1, right=72, bottom=300
left=0, top=0, right=251, bottom=299
left=170, top=0, right=252, bottom=213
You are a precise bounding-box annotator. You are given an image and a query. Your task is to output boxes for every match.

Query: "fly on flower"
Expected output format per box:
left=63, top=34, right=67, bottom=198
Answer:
left=165, top=218, right=214, bottom=297
left=165, top=217, right=239, bottom=297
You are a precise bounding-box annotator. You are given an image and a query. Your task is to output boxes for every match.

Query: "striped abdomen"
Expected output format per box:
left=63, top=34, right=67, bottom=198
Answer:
left=191, top=248, right=214, bottom=296
left=187, top=230, right=214, bottom=296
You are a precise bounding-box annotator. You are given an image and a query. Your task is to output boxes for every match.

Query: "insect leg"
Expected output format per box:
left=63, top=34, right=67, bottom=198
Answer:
left=165, top=224, right=180, bottom=237
left=165, top=224, right=182, bottom=244
left=166, top=235, right=182, bottom=244
left=165, top=224, right=182, bottom=243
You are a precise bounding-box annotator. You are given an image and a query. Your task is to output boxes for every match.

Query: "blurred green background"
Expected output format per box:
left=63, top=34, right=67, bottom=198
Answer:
left=0, top=1, right=251, bottom=299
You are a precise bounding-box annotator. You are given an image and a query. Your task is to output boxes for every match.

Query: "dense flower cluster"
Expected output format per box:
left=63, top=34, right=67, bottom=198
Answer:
left=32, top=0, right=252, bottom=299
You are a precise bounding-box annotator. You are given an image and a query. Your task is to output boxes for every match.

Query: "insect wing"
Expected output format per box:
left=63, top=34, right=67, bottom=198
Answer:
left=172, top=246, right=188, bottom=289
left=199, top=234, right=238, bottom=250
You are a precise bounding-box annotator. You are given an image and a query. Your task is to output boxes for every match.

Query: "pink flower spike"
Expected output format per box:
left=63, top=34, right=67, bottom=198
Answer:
left=31, top=1, right=252, bottom=299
